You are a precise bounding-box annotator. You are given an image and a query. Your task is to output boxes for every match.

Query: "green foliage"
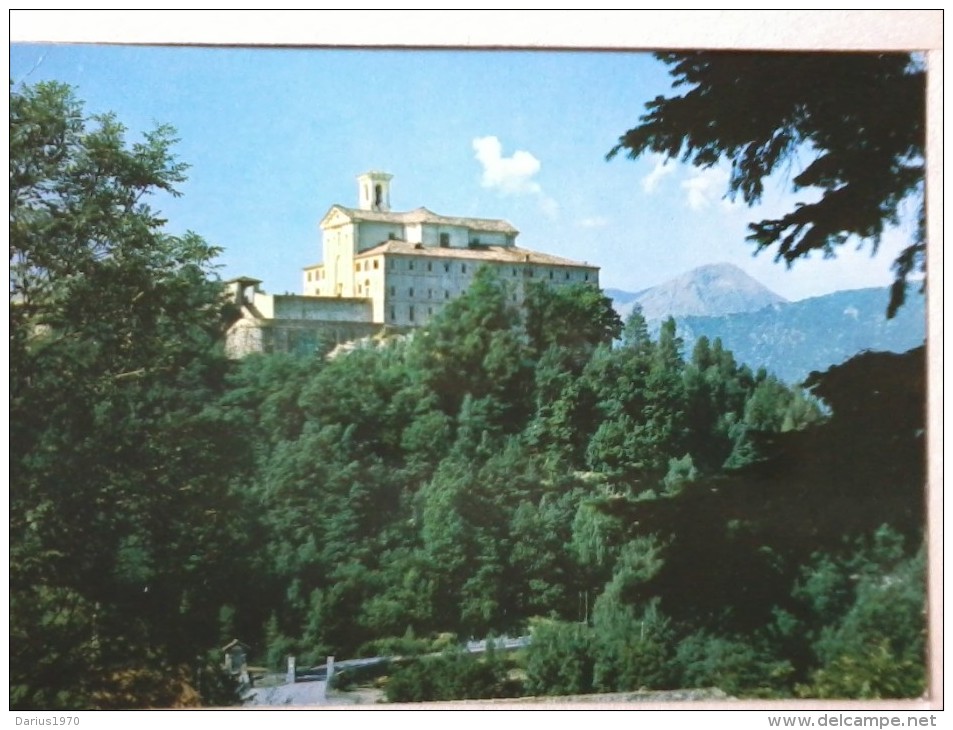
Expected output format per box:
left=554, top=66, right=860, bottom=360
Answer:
left=508, top=490, right=583, bottom=620
left=524, top=621, right=595, bottom=697
left=792, top=530, right=926, bottom=699
left=796, top=641, right=925, bottom=700
left=673, top=631, right=793, bottom=697
left=10, top=81, right=254, bottom=708
left=384, top=646, right=517, bottom=703
left=662, top=453, right=697, bottom=495
left=609, top=52, right=925, bottom=317
left=359, top=626, right=441, bottom=659
left=263, top=614, right=297, bottom=672
left=524, top=281, right=622, bottom=363
left=571, top=499, right=627, bottom=577
left=410, top=266, right=531, bottom=424
left=591, top=599, right=678, bottom=692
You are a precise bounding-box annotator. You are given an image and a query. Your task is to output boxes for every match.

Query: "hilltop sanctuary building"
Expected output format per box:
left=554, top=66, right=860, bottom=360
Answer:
left=225, top=171, right=600, bottom=357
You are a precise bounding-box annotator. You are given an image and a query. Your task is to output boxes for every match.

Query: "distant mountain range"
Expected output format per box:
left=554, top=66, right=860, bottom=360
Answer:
left=605, top=263, right=787, bottom=323
left=607, top=264, right=927, bottom=384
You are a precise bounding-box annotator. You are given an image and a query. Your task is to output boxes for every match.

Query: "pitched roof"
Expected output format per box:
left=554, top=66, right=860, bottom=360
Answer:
left=353, top=240, right=597, bottom=269
left=322, top=205, right=519, bottom=235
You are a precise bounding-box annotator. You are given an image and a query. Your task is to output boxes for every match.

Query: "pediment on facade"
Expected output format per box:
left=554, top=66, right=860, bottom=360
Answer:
left=320, top=206, right=354, bottom=229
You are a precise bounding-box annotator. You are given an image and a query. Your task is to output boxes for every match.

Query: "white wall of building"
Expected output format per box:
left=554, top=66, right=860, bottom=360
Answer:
left=357, top=222, right=403, bottom=251
left=252, top=291, right=372, bottom=322
left=418, top=224, right=469, bottom=248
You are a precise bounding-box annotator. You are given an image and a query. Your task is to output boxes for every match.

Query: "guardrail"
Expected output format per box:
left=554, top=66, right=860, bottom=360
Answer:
left=294, top=634, right=532, bottom=685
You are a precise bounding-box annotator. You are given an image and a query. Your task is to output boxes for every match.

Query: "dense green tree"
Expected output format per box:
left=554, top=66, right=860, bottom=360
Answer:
left=582, top=317, right=688, bottom=481
left=792, top=528, right=926, bottom=698
left=681, top=335, right=757, bottom=470
left=591, top=598, right=678, bottom=692
left=523, top=281, right=622, bottom=364
left=620, top=306, right=653, bottom=353
left=384, top=646, right=515, bottom=703
left=524, top=620, right=595, bottom=697
left=581, top=348, right=925, bottom=639
left=673, top=631, right=793, bottom=697
left=409, top=267, right=532, bottom=425
left=508, top=489, right=585, bottom=621
left=609, top=52, right=925, bottom=316
left=10, top=81, right=250, bottom=708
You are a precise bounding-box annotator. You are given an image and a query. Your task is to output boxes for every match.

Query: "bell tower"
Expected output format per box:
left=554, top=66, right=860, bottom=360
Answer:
left=357, top=171, right=393, bottom=212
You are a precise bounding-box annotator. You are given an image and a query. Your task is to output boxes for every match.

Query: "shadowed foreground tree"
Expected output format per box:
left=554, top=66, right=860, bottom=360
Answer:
left=10, top=81, right=250, bottom=708
left=609, top=52, right=925, bottom=317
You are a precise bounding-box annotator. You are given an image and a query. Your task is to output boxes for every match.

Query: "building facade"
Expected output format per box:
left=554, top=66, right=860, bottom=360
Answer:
left=224, top=276, right=379, bottom=358
left=303, top=171, right=599, bottom=327
left=225, top=171, right=600, bottom=355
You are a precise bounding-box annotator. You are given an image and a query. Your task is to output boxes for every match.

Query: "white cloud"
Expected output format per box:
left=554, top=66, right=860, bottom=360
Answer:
left=641, top=154, right=675, bottom=194
left=473, top=135, right=557, bottom=216
left=473, top=135, right=542, bottom=195
left=681, top=166, right=736, bottom=211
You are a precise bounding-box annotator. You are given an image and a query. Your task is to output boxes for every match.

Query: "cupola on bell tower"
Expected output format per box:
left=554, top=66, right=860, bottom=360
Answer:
left=357, top=171, right=393, bottom=212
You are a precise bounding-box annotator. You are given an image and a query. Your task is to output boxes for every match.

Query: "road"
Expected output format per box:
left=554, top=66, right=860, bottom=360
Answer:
left=243, top=678, right=328, bottom=707
left=243, top=635, right=531, bottom=706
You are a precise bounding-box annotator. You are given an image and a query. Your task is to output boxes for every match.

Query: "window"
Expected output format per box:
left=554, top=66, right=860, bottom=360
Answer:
left=549, top=270, right=554, bottom=280
left=388, top=259, right=395, bottom=270
left=357, top=284, right=362, bottom=294
left=427, top=261, right=433, bottom=272
left=462, top=264, right=467, bottom=274
left=409, top=260, right=415, bottom=270
left=365, top=279, right=370, bottom=291
left=565, top=271, right=570, bottom=280
left=584, top=272, right=590, bottom=281
left=428, top=289, right=433, bottom=299
left=439, top=233, right=450, bottom=247
left=445, top=290, right=450, bottom=300
left=409, top=287, right=414, bottom=297
left=428, top=307, right=433, bottom=316
left=444, top=263, right=450, bottom=273
left=389, top=306, right=396, bottom=322
left=389, top=286, right=396, bottom=296
left=307, top=271, right=312, bottom=281
left=355, top=263, right=361, bottom=272
left=512, top=268, right=517, bottom=277
left=408, top=305, right=415, bottom=322
left=374, top=259, right=379, bottom=270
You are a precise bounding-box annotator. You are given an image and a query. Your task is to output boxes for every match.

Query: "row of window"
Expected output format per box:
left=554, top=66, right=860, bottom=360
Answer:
left=387, top=259, right=466, bottom=274
left=389, top=286, right=455, bottom=300
left=389, top=304, right=440, bottom=323
left=310, top=259, right=593, bottom=285
left=382, top=257, right=590, bottom=282
left=354, top=259, right=381, bottom=273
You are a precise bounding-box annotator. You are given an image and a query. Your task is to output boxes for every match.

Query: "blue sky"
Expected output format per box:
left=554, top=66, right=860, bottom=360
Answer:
left=9, top=41, right=920, bottom=302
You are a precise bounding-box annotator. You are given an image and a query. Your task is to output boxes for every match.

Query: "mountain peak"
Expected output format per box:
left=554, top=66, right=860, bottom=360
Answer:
left=630, top=263, right=787, bottom=321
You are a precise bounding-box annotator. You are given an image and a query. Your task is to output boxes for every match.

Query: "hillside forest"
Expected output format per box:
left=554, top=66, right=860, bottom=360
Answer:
left=10, top=81, right=929, bottom=708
